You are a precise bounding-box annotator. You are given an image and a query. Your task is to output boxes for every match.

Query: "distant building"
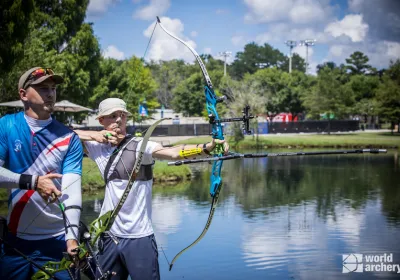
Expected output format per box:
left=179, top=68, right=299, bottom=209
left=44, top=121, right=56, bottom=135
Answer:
left=79, top=108, right=208, bottom=127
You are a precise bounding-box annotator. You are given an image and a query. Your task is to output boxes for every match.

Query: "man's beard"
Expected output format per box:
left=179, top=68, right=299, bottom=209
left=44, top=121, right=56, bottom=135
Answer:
left=43, top=103, right=55, bottom=113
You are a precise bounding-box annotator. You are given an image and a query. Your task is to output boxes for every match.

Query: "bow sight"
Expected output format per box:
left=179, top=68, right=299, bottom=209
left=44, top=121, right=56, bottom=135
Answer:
left=212, top=103, right=254, bottom=135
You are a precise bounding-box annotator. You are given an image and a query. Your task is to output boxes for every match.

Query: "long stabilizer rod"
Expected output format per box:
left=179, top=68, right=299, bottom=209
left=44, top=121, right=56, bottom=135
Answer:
left=168, top=149, right=388, bottom=166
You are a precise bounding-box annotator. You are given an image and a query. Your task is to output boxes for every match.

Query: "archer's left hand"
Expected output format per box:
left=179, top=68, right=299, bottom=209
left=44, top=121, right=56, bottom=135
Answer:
left=66, top=239, right=79, bottom=263
left=208, top=138, right=229, bottom=155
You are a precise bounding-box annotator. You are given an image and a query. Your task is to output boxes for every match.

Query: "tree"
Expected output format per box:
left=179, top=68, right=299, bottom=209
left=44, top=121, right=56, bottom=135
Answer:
left=316, top=61, right=337, bottom=74
left=243, top=68, right=310, bottom=120
left=280, top=53, right=306, bottom=73
left=0, top=0, right=35, bottom=75
left=172, top=70, right=224, bottom=116
left=344, top=74, right=379, bottom=124
left=33, top=0, right=89, bottom=51
left=224, top=76, right=267, bottom=144
left=148, top=60, right=188, bottom=108
left=1, top=0, right=96, bottom=106
left=230, top=43, right=286, bottom=79
left=375, top=60, right=400, bottom=133
left=91, top=57, right=158, bottom=121
left=302, top=68, right=354, bottom=130
left=345, top=51, right=372, bottom=75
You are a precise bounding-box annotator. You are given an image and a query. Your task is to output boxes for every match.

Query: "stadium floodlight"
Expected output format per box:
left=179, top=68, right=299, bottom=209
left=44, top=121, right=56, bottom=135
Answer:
left=218, top=51, right=232, bottom=76
left=299, top=39, right=317, bottom=74
left=285, top=40, right=297, bottom=73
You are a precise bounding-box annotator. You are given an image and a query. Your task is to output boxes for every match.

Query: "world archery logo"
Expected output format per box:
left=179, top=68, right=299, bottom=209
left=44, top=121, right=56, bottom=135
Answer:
left=343, top=254, right=363, bottom=273
left=14, top=140, right=22, bottom=152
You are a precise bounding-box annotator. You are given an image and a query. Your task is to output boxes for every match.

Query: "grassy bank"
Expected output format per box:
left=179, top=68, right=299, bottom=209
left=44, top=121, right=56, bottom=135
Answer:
left=81, top=158, right=191, bottom=191
left=175, top=132, right=400, bottom=149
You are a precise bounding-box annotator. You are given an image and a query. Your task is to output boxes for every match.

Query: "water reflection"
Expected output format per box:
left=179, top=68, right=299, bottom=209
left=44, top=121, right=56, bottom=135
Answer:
left=80, top=150, right=400, bottom=279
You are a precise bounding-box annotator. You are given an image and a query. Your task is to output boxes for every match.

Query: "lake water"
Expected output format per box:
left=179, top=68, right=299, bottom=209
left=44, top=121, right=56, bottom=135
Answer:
left=82, top=150, right=400, bottom=280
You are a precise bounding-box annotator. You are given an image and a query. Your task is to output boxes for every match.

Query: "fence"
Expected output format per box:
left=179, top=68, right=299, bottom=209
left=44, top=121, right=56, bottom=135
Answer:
left=83, top=120, right=360, bottom=136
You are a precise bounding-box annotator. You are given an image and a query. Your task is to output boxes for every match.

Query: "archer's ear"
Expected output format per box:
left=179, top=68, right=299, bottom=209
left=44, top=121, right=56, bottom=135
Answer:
left=19, top=88, right=28, bottom=102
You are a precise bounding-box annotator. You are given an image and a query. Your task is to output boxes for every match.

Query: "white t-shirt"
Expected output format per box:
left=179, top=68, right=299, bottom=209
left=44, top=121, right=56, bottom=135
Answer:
left=84, top=138, right=159, bottom=238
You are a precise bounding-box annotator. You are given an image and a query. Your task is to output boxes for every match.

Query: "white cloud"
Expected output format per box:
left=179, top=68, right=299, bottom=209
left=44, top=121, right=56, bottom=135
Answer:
left=255, top=24, right=328, bottom=45
left=203, top=47, right=212, bottom=54
left=190, top=31, right=198, bottom=37
left=384, top=41, right=400, bottom=58
left=103, top=45, right=125, bottom=60
left=231, top=35, right=244, bottom=46
left=289, top=3, right=325, bottom=24
left=329, top=45, right=344, bottom=57
left=143, top=17, right=197, bottom=62
left=133, top=0, right=170, bottom=20
left=87, top=0, right=118, bottom=16
left=244, top=0, right=333, bottom=24
left=293, top=45, right=314, bottom=59
left=325, top=40, right=400, bottom=69
left=244, top=0, right=294, bottom=23
left=293, top=45, right=317, bottom=74
left=325, top=14, right=368, bottom=42
left=255, top=33, right=273, bottom=45
left=348, top=0, right=365, bottom=12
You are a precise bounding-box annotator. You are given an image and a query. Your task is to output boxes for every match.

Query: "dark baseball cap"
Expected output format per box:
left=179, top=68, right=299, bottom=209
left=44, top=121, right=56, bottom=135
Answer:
left=18, top=67, right=64, bottom=90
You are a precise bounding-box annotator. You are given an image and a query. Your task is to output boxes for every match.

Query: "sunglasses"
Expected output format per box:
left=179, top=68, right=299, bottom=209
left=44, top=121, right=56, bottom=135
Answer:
left=23, top=68, right=55, bottom=89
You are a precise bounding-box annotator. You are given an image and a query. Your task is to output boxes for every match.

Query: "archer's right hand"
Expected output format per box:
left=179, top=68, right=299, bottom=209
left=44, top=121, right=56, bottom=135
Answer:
left=94, top=130, right=119, bottom=146
left=35, top=174, right=62, bottom=202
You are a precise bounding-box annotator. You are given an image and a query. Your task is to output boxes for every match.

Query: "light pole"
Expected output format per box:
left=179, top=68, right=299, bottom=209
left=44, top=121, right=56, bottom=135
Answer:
left=219, top=51, right=232, bottom=76
left=299, top=39, right=316, bottom=74
left=285, top=40, right=297, bottom=73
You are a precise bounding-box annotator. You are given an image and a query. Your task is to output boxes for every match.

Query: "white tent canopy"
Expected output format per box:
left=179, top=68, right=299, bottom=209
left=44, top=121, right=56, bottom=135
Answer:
left=54, top=100, right=93, bottom=112
left=0, top=100, right=23, bottom=107
left=0, top=100, right=93, bottom=112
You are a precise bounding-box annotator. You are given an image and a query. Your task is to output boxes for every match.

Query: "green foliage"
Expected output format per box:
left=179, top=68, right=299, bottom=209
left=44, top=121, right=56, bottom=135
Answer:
left=0, top=0, right=97, bottom=120
left=302, top=68, right=353, bottom=119
left=230, top=42, right=286, bottom=79
left=148, top=59, right=194, bottom=108
left=345, top=51, right=373, bottom=75
left=0, top=0, right=35, bottom=74
left=243, top=68, right=311, bottom=118
left=91, top=57, right=158, bottom=121
left=172, top=69, right=224, bottom=117
left=316, top=61, right=337, bottom=74
left=375, top=60, right=400, bottom=126
left=343, top=74, right=380, bottom=118
left=280, top=53, right=306, bottom=73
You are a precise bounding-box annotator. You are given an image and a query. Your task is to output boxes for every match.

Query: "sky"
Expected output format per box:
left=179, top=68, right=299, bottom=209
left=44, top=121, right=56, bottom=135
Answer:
left=86, top=0, right=400, bottom=74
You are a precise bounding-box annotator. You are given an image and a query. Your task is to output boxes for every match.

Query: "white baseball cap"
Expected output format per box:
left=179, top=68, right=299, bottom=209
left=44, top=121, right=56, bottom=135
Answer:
left=95, top=98, right=132, bottom=120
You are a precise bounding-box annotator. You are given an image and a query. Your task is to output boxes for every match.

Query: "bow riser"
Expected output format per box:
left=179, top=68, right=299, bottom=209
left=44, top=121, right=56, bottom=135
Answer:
left=32, top=247, right=88, bottom=280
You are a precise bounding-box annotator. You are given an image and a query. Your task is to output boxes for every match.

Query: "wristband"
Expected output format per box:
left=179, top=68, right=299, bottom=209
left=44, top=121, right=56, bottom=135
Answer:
left=19, top=174, right=33, bottom=190
left=33, top=175, right=39, bottom=191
